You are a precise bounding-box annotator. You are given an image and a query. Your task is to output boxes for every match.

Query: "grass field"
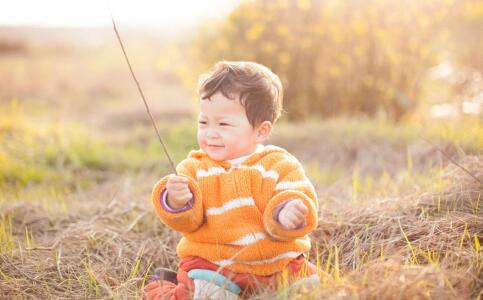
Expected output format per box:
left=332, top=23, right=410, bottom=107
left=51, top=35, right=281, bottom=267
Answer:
left=0, top=26, right=482, bottom=299
left=0, top=99, right=481, bottom=299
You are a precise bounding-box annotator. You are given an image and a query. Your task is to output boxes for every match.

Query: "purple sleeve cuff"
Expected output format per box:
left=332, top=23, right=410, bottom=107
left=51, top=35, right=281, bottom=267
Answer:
left=161, top=188, right=194, bottom=213
left=273, top=201, right=288, bottom=222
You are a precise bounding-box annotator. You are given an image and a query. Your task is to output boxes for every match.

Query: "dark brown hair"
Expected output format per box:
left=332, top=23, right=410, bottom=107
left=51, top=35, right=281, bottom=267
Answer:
left=198, top=61, right=284, bottom=128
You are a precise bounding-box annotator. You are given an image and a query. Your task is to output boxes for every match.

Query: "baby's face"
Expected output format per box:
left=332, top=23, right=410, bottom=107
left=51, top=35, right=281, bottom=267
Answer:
left=197, top=92, right=260, bottom=161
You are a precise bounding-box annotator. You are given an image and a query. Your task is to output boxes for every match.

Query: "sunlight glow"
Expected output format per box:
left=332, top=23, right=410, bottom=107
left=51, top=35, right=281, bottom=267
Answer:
left=0, top=0, right=239, bottom=28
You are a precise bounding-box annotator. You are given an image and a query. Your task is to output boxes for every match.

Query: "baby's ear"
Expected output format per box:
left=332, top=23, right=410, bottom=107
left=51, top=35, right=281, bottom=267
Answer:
left=255, top=121, right=273, bottom=142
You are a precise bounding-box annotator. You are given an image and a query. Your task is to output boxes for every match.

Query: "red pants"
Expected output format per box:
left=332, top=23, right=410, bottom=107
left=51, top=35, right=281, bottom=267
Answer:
left=144, top=255, right=318, bottom=300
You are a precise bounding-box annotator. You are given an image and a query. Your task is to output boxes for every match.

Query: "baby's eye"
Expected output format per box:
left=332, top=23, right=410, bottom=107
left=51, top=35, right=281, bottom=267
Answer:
left=219, top=122, right=230, bottom=126
left=198, top=120, right=207, bottom=125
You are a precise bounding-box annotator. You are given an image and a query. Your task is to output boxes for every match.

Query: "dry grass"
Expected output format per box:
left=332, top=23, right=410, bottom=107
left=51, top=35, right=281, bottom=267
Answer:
left=0, top=175, right=179, bottom=299
left=1, top=152, right=481, bottom=299
left=305, top=155, right=482, bottom=299
left=0, top=102, right=481, bottom=299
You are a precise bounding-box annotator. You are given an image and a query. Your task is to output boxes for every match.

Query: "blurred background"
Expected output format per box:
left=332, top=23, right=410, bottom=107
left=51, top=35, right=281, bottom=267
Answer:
left=0, top=0, right=481, bottom=199
left=2, top=0, right=482, bottom=122
left=1, top=0, right=481, bottom=191
left=1, top=1, right=482, bottom=298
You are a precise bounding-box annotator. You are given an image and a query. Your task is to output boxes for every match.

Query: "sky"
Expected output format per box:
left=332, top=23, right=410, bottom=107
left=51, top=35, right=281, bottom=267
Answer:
left=0, top=0, right=240, bottom=28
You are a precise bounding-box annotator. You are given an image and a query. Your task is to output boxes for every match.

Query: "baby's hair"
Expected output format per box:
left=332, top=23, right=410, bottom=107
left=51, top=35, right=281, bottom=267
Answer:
left=198, top=61, right=284, bottom=128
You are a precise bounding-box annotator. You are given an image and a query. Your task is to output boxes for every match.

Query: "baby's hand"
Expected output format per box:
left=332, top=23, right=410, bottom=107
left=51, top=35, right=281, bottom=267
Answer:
left=278, top=199, right=308, bottom=230
left=166, top=175, right=193, bottom=209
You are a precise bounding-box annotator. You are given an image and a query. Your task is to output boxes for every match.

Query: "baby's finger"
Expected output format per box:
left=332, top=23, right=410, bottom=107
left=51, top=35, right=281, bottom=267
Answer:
left=287, top=199, right=302, bottom=209
left=170, top=175, right=189, bottom=183
left=178, top=191, right=193, bottom=202
left=167, top=182, right=188, bottom=192
left=293, top=201, right=308, bottom=215
left=286, top=211, right=301, bottom=224
left=171, top=188, right=190, bottom=198
left=284, top=219, right=297, bottom=229
left=287, top=207, right=304, bottom=220
left=289, top=210, right=305, bottom=223
left=171, top=189, right=191, bottom=200
left=167, top=177, right=188, bottom=186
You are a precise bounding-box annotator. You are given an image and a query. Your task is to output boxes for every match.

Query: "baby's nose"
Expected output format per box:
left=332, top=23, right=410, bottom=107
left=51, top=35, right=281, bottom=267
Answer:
left=206, top=128, right=220, bottom=138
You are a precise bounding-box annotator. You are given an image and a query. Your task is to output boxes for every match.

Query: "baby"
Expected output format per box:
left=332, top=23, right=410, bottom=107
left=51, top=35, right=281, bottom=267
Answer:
left=145, top=61, right=319, bottom=300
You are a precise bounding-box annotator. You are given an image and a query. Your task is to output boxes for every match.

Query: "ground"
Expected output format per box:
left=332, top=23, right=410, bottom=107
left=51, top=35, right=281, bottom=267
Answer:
left=0, top=101, right=481, bottom=299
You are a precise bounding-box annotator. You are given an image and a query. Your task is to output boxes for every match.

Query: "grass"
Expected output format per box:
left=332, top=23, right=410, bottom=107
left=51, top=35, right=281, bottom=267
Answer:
left=0, top=216, right=14, bottom=255
left=0, top=101, right=196, bottom=206
left=0, top=100, right=482, bottom=299
left=276, top=116, right=480, bottom=149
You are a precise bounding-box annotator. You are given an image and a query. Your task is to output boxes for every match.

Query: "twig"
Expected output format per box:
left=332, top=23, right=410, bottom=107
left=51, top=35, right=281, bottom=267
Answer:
left=419, top=135, right=482, bottom=186
left=26, top=240, right=60, bottom=251
left=110, top=11, right=177, bottom=175
left=124, top=212, right=148, bottom=233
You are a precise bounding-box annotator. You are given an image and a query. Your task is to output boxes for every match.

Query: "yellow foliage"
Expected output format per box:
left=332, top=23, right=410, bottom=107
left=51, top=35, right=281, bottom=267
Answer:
left=300, top=38, right=312, bottom=49
left=215, top=39, right=229, bottom=52
left=464, top=1, right=483, bottom=20
left=329, top=65, right=342, bottom=78
left=351, top=19, right=368, bottom=35
left=297, top=0, right=311, bottom=10
left=354, top=46, right=366, bottom=59
left=277, top=0, right=290, bottom=9
left=191, top=0, right=475, bottom=121
left=245, top=23, right=265, bottom=41
left=276, top=24, right=290, bottom=37
left=278, top=52, right=291, bottom=66
left=418, top=15, right=430, bottom=30
left=261, top=42, right=276, bottom=54
left=310, top=25, right=326, bottom=36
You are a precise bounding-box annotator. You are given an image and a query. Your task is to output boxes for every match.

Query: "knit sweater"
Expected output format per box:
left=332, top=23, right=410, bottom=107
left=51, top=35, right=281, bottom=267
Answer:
left=152, top=145, right=318, bottom=276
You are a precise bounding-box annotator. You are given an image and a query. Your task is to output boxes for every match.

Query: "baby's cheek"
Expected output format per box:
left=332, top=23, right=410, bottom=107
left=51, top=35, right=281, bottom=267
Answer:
left=196, top=132, right=204, bottom=146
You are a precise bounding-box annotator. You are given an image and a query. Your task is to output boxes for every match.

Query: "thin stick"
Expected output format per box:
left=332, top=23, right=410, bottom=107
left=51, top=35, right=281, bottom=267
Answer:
left=110, top=14, right=177, bottom=175
left=419, top=135, right=482, bottom=186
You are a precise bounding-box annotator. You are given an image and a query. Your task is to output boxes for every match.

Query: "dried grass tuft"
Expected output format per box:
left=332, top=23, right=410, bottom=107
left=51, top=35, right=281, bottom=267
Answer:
left=0, top=156, right=481, bottom=299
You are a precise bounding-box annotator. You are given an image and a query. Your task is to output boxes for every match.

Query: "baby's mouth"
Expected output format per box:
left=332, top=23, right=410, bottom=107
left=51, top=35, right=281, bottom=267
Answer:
left=207, top=144, right=224, bottom=148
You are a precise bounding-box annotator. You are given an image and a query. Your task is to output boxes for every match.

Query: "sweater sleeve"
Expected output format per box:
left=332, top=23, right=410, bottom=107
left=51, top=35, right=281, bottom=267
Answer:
left=262, top=154, right=318, bottom=241
left=152, top=157, right=204, bottom=233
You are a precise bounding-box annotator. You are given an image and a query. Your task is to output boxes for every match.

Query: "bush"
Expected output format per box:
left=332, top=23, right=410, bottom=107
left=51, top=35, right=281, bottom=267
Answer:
left=191, top=0, right=461, bottom=121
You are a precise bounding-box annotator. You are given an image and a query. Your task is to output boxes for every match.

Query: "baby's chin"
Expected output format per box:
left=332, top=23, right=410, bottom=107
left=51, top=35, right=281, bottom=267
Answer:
left=206, top=153, right=230, bottom=161
left=202, top=147, right=229, bottom=161
left=204, top=148, right=245, bottom=162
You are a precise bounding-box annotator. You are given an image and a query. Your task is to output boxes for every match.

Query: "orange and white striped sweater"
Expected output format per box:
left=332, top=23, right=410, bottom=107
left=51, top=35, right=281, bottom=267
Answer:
left=152, top=145, right=318, bottom=276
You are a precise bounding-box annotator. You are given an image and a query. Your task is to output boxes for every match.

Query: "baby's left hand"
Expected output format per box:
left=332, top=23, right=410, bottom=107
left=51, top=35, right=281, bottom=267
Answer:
left=278, top=199, right=308, bottom=230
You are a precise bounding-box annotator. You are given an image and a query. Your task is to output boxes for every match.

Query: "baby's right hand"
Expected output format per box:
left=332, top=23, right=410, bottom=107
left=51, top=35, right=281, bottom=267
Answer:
left=166, top=175, right=193, bottom=209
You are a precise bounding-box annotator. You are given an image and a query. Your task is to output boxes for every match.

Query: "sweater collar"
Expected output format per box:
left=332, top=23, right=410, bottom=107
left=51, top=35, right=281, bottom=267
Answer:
left=188, top=144, right=288, bottom=169
left=226, top=144, right=265, bottom=166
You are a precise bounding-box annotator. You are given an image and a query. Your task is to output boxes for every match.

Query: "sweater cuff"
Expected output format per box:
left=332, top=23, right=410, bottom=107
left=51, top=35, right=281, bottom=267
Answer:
left=161, top=188, right=194, bottom=213
left=263, top=190, right=317, bottom=241
left=152, top=175, right=204, bottom=233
